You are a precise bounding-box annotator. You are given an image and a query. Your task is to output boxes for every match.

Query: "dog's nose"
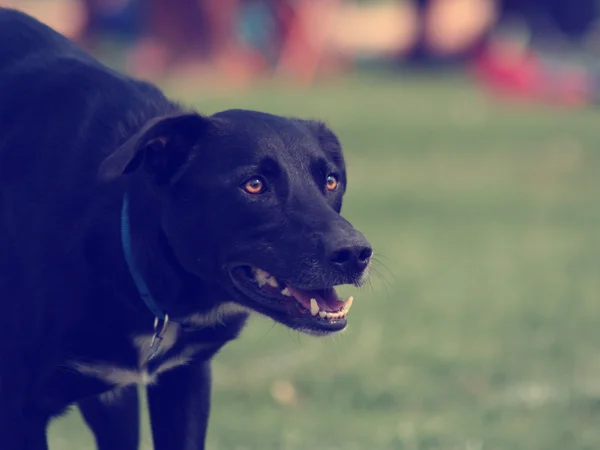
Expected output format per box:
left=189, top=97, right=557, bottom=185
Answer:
left=328, top=241, right=372, bottom=273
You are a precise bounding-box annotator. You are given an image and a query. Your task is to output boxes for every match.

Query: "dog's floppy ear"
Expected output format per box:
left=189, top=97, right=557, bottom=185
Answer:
left=98, top=112, right=210, bottom=184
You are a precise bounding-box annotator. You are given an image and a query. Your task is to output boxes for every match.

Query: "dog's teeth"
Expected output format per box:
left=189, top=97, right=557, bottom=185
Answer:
left=320, top=310, right=344, bottom=320
left=266, top=276, right=279, bottom=288
left=281, top=287, right=291, bottom=296
left=253, top=268, right=273, bottom=287
left=310, top=298, right=319, bottom=316
left=343, top=296, right=354, bottom=312
left=318, top=310, right=327, bottom=319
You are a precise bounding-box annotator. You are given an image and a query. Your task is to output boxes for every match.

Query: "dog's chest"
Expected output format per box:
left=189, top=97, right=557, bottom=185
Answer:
left=72, top=324, right=210, bottom=387
left=71, top=303, right=249, bottom=388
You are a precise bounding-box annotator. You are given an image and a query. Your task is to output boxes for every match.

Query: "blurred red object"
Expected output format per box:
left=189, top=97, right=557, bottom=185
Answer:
left=472, top=39, right=592, bottom=108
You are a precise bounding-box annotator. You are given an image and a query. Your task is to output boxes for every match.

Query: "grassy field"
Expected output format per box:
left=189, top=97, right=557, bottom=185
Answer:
left=49, top=73, right=600, bottom=450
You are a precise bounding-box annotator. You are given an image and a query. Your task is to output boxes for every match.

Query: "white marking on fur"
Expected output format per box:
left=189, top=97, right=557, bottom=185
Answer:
left=71, top=346, right=212, bottom=387
left=183, top=302, right=250, bottom=327
left=154, top=344, right=212, bottom=375
left=73, top=363, right=158, bottom=387
left=99, top=388, right=125, bottom=404
left=132, top=321, right=180, bottom=365
left=70, top=322, right=214, bottom=387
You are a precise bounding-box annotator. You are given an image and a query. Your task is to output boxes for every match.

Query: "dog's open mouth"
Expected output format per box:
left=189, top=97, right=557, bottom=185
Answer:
left=230, top=266, right=353, bottom=330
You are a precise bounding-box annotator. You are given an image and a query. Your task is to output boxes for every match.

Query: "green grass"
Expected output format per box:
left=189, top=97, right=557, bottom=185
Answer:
left=49, top=73, right=600, bottom=449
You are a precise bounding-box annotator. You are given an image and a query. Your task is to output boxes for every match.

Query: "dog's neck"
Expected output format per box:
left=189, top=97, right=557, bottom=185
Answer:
left=121, top=182, right=228, bottom=322
left=121, top=193, right=166, bottom=319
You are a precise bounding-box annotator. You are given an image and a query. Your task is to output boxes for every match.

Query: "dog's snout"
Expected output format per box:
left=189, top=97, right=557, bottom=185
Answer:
left=327, top=239, right=372, bottom=273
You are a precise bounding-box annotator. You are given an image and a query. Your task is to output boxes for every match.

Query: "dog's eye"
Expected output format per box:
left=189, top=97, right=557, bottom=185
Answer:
left=242, top=177, right=266, bottom=195
left=326, top=174, right=338, bottom=191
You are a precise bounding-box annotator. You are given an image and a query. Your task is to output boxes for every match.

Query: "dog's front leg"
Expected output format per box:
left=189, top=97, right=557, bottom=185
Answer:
left=0, top=414, right=49, bottom=450
left=79, top=386, right=140, bottom=450
left=147, top=360, right=212, bottom=450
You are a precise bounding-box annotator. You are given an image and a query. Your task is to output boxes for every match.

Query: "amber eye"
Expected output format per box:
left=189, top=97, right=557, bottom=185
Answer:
left=242, top=177, right=266, bottom=194
left=326, top=174, right=338, bottom=191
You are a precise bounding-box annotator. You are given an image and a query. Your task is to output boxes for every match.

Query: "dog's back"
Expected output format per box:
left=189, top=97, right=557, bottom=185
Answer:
left=0, top=8, right=175, bottom=342
left=0, top=8, right=174, bottom=181
left=0, top=8, right=86, bottom=71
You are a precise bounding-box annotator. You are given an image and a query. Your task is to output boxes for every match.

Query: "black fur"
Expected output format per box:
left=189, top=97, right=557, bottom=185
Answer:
left=0, top=8, right=371, bottom=450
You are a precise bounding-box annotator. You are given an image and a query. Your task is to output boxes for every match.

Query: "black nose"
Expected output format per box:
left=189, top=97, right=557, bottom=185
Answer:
left=328, top=242, right=372, bottom=273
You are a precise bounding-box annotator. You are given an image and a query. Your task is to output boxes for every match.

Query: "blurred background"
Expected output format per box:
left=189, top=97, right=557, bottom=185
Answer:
left=3, top=0, right=600, bottom=448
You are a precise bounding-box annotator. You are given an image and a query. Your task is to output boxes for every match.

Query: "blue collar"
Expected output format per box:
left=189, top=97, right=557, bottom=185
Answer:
left=121, top=194, right=167, bottom=320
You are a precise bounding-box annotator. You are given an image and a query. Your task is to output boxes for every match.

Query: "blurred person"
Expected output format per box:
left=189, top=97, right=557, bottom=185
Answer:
left=9, top=0, right=344, bottom=85
left=77, top=0, right=212, bottom=79
left=321, top=0, right=496, bottom=76
left=76, top=0, right=313, bottom=84
left=78, top=0, right=143, bottom=49
left=404, top=0, right=496, bottom=65
left=377, top=0, right=600, bottom=107
left=389, top=0, right=599, bottom=65
left=472, top=0, right=600, bottom=107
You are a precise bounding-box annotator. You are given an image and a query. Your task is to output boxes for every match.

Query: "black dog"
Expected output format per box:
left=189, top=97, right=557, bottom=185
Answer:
left=0, top=8, right=372, bottom=450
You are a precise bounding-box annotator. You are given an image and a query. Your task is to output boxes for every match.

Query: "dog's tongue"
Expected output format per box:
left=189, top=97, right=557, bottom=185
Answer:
left=285, top=285, right=343, bottom=312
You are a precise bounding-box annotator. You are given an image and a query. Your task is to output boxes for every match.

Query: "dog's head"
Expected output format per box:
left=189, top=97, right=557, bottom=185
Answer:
left=100, top=110, right=371, bottom=335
